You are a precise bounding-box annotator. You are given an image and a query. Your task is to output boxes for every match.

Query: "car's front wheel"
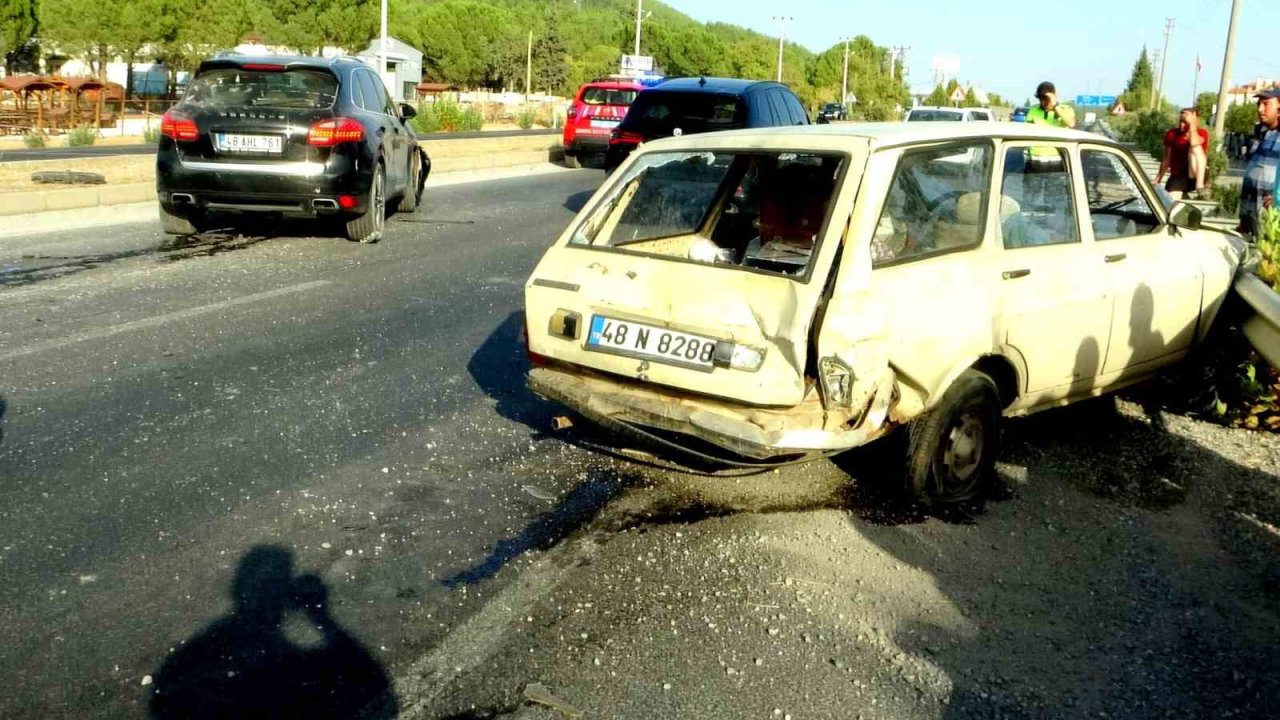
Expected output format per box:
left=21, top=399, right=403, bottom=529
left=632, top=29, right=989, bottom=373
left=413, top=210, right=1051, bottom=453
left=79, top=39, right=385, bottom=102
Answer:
left=904, top=369, right=1001, bottom=506
left=396, top=152, right=423, bottom=214
left=345, top=163, right=386, bottom=244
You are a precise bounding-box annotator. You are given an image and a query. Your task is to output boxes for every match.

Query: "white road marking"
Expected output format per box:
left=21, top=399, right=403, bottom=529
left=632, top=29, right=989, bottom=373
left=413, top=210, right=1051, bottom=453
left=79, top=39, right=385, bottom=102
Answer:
left=0, top=280, right=331, bottom=362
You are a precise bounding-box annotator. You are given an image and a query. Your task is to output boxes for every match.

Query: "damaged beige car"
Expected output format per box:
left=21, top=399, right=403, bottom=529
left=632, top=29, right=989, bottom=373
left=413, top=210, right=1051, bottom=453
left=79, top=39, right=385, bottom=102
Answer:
left=524, top=124, right=1242, bottom=505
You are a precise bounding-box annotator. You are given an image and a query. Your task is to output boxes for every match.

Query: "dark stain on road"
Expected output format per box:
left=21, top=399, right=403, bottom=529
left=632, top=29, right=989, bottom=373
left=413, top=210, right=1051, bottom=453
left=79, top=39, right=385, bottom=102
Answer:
left=148, top=545, right=398, bottom=720
left=442, top=467, right=641, bottom=588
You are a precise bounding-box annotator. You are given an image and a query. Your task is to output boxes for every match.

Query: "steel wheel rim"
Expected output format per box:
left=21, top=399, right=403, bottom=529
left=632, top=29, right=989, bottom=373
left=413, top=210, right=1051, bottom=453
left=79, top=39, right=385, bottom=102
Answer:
left=941, top=411, right=985, bottom=491
left=373, top=170, right=385, bottom=233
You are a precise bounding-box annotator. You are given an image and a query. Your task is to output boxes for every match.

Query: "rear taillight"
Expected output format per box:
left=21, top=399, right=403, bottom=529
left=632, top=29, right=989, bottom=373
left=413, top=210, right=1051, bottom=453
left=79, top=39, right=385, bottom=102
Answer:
left=609, top=129, right=644, bottom=145
left=567, top=107, right=578, bottom=119
left=160, top=111, right=199, bottom=142
left=308, top=118, right=364, bottom=147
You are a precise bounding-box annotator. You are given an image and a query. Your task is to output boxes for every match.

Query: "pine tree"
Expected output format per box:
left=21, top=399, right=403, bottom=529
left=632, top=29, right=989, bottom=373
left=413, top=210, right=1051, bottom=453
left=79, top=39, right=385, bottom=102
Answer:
left=0, top=0, right=37, bottom=71
left=925, top=84, right=948, bottom=106
left=1120, top=46, right=1154, bottom=110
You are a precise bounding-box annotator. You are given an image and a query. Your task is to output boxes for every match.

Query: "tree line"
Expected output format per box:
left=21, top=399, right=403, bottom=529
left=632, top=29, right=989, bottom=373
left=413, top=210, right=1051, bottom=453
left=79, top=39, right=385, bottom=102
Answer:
left=1, top=0, right=911, bottom=113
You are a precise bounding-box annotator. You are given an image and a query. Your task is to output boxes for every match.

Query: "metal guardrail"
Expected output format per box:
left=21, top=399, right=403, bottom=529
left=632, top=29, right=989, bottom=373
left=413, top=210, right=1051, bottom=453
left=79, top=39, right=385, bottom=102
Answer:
left=1235, top=271, right=1280, bottom=369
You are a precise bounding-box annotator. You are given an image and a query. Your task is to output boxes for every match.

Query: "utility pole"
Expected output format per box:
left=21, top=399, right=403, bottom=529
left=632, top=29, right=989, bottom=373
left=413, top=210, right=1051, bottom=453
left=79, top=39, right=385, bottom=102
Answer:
left=892, top=46, right=910, bottom=83
left=773, top=16, right=792, bottom=82
left=379, top=0, right=388, bottom=82
left=1150, top=48, right=1163, bottom=109
left=840, top=37, right=850, bottom=105
left=1154, top=18, right=1174, bottom=109
left=525, top=30, right=533, bottom=97
left=634, top=0, right=643, bottom=56
left=1213, top=0, right=1242, bottom=138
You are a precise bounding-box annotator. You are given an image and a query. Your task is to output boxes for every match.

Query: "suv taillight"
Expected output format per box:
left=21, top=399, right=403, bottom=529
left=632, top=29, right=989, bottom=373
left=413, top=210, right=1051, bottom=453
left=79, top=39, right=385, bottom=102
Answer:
left=566, top=107, right=578, bottom=119
left=609, top=129, right=644, bottom=145
left=160, top=111, right=199, bottom=142
left=308, top=118, right=364, bottom=147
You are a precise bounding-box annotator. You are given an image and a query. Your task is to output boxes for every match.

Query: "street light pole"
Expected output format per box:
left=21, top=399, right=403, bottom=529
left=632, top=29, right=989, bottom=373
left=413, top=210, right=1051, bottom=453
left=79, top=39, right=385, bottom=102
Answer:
left=1213, top=0, right=1242, bottom=138
left=773, top=16, right=791, bottom=82
left=841, top=37, right=850, bottom=105
left=1154, top=17, right=1174, bottom=109
left=379, top=0, right=388, bottom=81
left=634, top=0, right=643, bottom=56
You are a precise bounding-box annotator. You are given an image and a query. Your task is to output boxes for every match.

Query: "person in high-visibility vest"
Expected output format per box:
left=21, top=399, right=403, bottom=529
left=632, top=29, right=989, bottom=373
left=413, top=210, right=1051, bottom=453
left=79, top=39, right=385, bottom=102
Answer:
left=1025, top=81, right=1077, bottom=130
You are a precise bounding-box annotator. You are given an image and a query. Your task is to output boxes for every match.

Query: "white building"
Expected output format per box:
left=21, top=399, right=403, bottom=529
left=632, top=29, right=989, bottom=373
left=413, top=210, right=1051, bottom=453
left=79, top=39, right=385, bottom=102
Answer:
left=356, top=37, right=423, bottom=103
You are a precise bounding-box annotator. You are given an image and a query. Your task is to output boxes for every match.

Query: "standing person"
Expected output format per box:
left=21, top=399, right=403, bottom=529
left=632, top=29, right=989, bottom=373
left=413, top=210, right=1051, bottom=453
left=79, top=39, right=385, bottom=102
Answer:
left=1025, top=81, right=1077, bottom=129
left=1240, top=88, right=1280, bottom=237
left=1155, top=108, right=1210, bottom=199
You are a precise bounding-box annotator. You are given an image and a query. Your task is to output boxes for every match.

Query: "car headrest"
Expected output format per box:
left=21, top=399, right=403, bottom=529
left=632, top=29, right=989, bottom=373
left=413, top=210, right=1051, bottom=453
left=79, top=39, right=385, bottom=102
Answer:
left=955, top=192, right=1021, bottom=225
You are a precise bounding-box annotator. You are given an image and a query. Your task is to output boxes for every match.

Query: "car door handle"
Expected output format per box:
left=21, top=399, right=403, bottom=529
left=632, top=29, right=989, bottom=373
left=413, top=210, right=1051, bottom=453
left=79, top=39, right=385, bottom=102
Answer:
left=1104, top=253, right=1127, bottom=263
left=1002, top=269, right=1031, bottom=280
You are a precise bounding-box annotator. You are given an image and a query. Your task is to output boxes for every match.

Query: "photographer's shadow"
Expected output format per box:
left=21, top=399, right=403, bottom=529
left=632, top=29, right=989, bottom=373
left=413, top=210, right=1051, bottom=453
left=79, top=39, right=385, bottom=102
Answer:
left=149, top=545, right=397, bottom=720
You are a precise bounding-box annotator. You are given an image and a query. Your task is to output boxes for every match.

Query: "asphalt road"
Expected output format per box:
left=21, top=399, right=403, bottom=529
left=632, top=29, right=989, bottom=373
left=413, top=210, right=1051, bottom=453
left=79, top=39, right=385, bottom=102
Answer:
left=0, top=129, right=560, bottom=163
left=4, top=163, right=1279, bottom=720
left=0, top=168, right=605, bottom=719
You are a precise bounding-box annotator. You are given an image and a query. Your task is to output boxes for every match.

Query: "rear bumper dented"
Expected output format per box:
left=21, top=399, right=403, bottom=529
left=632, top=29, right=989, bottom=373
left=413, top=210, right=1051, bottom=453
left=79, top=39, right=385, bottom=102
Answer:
left=527, top=365, right=897, bottom=461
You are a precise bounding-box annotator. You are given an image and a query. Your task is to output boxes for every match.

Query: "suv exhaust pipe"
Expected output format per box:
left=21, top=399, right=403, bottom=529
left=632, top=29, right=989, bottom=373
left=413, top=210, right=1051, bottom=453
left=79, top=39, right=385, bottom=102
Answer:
left=311, top=198, right=339, bottom=211
left=170, top=193, right=194, bottom=205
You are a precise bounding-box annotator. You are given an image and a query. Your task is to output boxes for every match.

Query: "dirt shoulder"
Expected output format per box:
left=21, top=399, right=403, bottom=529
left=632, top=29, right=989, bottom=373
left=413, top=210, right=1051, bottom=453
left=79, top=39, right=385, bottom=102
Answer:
left=0, top=155, right=154, bottom=192
left=404, top=398, right=1280, bottom=719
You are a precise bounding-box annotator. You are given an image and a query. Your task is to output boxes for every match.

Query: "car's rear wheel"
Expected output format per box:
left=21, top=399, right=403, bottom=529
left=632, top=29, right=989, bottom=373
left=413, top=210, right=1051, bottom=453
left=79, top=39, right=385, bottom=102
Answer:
left=563, top=153, right=582, bottom=169
left=345, top=163, right=386, bottom=244
left=904, top=369, right=1001, bottom=506
left=160, top=205, right=202, bottom=236
left=396, top=152, right=423, bottom=214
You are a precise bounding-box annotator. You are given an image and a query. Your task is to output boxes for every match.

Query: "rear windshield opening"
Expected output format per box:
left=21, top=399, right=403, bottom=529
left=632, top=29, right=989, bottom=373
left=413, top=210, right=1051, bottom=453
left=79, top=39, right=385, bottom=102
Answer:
left=581, top=88, right=637, bottom=106
left=185, top=68, right=339, bottom=109
left=908, top=109, right=965, bottom=122
left=621, top=92, right=746, bottom=137
left=570, top=150, right=844, bottom=278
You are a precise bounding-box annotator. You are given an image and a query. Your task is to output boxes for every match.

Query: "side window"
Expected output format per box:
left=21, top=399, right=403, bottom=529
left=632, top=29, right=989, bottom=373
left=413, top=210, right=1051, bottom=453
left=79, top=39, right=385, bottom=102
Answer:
left=349, top=72, right=367, bottom=111
left=1080, top=149, right=1160, bottom=239
left=999, top=146, right=1079, bottom=249
left=784, top=92, right=808, bottom=125
left=765, top=90, right=789, bottom=126
left=358, top=72, right=389, bottom=115
left=871, top=142, right=994, bottom=267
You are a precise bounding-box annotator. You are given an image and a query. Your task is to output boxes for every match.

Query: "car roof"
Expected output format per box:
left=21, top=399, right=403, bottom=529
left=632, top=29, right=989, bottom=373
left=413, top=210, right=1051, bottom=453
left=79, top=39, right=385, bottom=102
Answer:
left=197, top=54, right=361, bottom=73
left=581, top=80, right=643, bottom=90
left=648, top=77, right=782, bottom=94
left=909, top=106, right=966, bottom=112
left=634, top=122, right=1116, bottom=153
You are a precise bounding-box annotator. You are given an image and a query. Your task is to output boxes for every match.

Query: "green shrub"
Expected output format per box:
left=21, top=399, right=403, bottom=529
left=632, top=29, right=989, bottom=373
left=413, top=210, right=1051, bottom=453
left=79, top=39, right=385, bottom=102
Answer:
left=66, top=125, right=96, bottom=147
left=22, top=131, right=45, bottom=148
left=1115, top=108, right=1177, bottom=159
left=516, top=108, right=535, bottom=130
left=1256, top=208, right=1280, bottom=291
left=1205, top=144, right=1227, bottom=187
left=409, top=99, right=483, bottom=133
left=1213, top=183, right=1242, bottom=216
left=143, top=126, right=161, bottom=144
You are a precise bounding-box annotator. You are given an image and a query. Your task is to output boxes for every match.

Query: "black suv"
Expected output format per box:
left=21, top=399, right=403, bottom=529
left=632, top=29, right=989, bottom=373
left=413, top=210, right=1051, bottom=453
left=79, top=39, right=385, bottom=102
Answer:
left=604, top=77, right=809, bottom=172
left=156, top=55, right=430, bottom=243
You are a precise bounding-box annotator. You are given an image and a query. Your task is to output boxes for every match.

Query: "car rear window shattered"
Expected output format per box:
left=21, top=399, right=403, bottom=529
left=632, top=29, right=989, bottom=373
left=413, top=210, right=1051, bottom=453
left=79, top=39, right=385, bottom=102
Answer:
left=185, top=69, right=339, bottom=109
left=570, top=150, right=844, bottom=278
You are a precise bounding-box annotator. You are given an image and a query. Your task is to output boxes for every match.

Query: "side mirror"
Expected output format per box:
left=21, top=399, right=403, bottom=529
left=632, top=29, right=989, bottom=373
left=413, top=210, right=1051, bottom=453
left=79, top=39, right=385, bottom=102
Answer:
left=399, top=102, right=417, bottom=120
left=1169, top=201, right=1203, bottom=231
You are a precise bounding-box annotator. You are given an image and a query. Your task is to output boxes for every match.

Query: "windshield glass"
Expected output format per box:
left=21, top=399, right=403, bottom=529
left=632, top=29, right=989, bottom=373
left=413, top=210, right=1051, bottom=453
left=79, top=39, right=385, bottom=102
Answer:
left=570, top=150, right=845, bottom=278
left=185, top=68, right=339, bottom=109
left=908, top=109, right=966, bottom=122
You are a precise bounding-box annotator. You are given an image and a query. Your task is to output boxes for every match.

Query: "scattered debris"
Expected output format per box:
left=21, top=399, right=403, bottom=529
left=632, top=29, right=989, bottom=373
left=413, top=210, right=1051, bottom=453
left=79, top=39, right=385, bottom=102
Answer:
left=552, top=416, right=574, bottom=431
left=522, top=682, right=584, bottom=718
left=31, top=170, right=106, bottom=185
left=140, top=675, right=153, bottom=687
left=522, top=485, right=558, bottom=502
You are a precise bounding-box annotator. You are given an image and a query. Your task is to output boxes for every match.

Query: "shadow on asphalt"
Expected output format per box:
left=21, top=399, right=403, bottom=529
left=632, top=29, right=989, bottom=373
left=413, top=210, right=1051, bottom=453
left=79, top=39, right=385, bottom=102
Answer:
left=563, top=190, right=594, bottom=213
left=441, top=466, right=642, bottom=588
left=855, top=395, right=1280, bottom=718
left=0, top=395, right=6, bottom=446
left=466, top=311, right=562, bottom=436
left=149, top=545, right=398, bottom=720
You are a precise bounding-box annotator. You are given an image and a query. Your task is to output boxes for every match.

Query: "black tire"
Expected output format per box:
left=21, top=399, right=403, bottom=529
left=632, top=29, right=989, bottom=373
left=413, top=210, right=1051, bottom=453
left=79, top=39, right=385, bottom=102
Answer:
left=345, top=163, right=386, bottom=244
left=904, top=369, right=1002, bottom=506
left=396, top=152, right=423, bottom=214
left=563, top=153, right=582, bottom=169
left=160, top=205, right=199, bottom=236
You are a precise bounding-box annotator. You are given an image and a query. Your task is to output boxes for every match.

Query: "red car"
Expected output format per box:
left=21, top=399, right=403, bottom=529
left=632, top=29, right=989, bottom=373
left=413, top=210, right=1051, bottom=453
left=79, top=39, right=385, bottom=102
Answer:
left=562, top=80, right=642, bottom=169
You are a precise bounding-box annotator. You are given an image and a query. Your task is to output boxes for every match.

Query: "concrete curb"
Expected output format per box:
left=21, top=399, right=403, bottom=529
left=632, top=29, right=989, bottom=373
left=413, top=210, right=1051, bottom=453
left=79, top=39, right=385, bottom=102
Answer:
left=0, top=141, right=565, bottom=217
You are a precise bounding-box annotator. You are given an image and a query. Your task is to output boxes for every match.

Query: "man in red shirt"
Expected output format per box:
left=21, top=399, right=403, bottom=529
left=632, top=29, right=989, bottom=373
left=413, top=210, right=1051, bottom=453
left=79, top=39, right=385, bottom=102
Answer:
left=1155, top=108, right=1210, bottom=199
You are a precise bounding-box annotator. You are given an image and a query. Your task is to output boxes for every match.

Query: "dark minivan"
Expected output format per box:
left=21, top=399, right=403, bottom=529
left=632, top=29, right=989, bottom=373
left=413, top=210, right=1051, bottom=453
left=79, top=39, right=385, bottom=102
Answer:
left=156, top=54, right=430, bottom=244
left=604, top=77, right=809, bottom=172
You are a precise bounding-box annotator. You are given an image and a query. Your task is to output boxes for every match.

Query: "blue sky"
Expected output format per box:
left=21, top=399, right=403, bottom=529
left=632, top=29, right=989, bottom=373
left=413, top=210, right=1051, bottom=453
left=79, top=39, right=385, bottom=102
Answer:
left=669, top=0, right=1274, bottom=106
